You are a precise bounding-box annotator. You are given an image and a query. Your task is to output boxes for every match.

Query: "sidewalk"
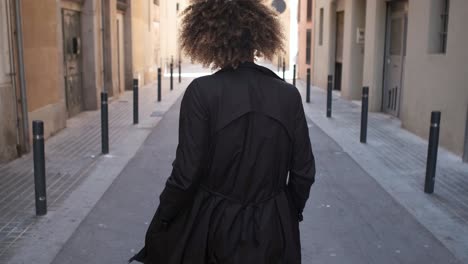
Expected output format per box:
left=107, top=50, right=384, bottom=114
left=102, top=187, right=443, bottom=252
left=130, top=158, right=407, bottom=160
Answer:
left=48, top=96, right=459, bottom=263
left=0, top=64, right=209, bottom=263
left=294, top=78, right=468, bottom=263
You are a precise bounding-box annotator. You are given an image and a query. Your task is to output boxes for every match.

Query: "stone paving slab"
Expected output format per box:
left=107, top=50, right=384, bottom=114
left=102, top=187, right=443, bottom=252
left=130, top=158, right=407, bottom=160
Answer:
left=294, top=77, right=468, bottom=263
left=0, top=66, right=206, bottom=263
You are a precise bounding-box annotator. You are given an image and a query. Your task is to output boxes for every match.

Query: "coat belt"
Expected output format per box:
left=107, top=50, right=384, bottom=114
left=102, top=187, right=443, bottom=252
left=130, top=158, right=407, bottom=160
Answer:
left=199, top=185, right=285, bottom=247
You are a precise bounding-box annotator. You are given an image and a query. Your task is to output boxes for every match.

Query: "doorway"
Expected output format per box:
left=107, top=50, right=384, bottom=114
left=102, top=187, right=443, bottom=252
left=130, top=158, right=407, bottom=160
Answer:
left=383, top=1, right=408, bottom=117
left=334, top=11, right=344, bottom=91
left=62, top=9, right=84, bottom=117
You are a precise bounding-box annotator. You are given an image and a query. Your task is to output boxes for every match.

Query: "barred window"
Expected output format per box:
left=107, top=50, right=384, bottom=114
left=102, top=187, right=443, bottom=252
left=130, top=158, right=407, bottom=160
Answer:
left=439, top=0, right=450, bottom=53
left=429, top=0, right=450, bottom=54
left=307, top=0, right=313, bottom=22
left=306, top=29, right=312, bottom=64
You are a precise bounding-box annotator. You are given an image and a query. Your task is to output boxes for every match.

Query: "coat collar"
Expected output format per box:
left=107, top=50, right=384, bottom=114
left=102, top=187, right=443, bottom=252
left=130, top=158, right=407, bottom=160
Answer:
left=216, top=61, right=284, bottom=81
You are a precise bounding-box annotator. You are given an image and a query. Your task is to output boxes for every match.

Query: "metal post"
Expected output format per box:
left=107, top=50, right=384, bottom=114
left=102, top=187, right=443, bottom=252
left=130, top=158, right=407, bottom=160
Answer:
left=282, top=59, right=286, bottom=81
left=360, top=87, right=369, bottom=143
left=327, top=75, right=333, bottom=118
left=424, top=111, right=441, bottom=194
left=277, top=57, right=280, bottom=72
left=178, top=60, right=182, bottom=83
left=306, top=68, right=311, bottom=103
left=101, top=92, right=109, bottom=154
left=170, top=62, right=173, bottom=91
left=293, top=64, right=296, bottom=86
left=133, top=79, right=139, bottom=125
left=33, top=121, right=47, bottom=216
left=463, top=105, right=468, bottom=163
left=157, top=68, right=162, bottom=102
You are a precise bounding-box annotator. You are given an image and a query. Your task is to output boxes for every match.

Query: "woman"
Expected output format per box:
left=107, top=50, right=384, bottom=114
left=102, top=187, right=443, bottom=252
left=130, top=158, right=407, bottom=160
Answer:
left=130, top=0, right=315, bottom=263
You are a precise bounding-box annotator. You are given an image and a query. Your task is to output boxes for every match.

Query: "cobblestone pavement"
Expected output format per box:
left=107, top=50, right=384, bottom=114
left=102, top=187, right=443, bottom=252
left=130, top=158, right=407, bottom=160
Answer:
left=0, top=65, right=206, bottom=263
left=293, top=76, right=468, bottom=263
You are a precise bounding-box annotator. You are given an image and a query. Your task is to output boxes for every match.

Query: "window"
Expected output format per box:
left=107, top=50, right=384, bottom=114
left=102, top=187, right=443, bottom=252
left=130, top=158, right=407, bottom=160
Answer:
left=439, top=0, right=450, bottom=53
left=307, top=0, right=313, bottom=22
left=390, top=18, right=403, bottom=55
left=306, top=29, right=312, bottom=64
left=319, top=8, right=324, bottom=46
left=298, top=0, right=301, bottom=22
left=429, top=0, right=450, bottom=54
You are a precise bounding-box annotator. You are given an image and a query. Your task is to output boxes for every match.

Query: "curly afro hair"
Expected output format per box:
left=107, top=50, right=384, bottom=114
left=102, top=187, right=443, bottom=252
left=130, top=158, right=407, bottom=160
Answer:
left=180, top=0, right=285, bottom=69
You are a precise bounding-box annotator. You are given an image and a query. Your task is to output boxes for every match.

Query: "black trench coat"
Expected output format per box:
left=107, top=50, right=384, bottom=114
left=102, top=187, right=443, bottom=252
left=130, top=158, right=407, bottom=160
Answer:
left=130, top=62, right=315, bottom=264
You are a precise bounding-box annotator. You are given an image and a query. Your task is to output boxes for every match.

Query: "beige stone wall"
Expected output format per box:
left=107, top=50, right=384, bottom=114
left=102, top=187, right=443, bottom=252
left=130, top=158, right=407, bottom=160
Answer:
left=340, top=0, right=366, bottom=100
left=362, top=0, right=386, bottom=112
left=313, top=0, right=366, bottom=97
left=400, top=0, right=468, bottom=156
left=22, top=0, right=63, bottom=112
left=22, top=0, right=67, bottom=139
left=104, top=0, right=120, bottom=97
left=160, top=0, right=190, bottom=68
left=297, top=0, right=315, bottom=79
left=80, top=0, right=104, bottom=110
left=0, top=0, right=18, bottom=162
left=313, top=0, right=468, bottom=157
left=271, top=0, right=291, bottom=71
left=131, top=0, right=160, bottom=85
left=312, top=0, right=334, bottom=89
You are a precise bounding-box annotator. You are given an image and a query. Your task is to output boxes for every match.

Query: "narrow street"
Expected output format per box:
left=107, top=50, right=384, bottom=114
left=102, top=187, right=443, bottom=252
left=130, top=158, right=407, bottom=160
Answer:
left=1, top=0, right=467, bottom=263
left=43, top=94, right=459, bottom=264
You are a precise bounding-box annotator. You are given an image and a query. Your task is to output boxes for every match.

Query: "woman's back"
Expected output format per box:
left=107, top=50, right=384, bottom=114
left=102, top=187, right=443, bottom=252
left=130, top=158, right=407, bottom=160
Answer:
left=130, top=63, right=315, bottom=264
left=131, top=1, right=315, bottom=263
left=201, top=63, right=299, bottom=202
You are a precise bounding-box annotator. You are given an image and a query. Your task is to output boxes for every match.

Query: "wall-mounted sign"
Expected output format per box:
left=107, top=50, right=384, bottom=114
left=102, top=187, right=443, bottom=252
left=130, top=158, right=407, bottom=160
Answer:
left=272, top=0, right=287, bottom=14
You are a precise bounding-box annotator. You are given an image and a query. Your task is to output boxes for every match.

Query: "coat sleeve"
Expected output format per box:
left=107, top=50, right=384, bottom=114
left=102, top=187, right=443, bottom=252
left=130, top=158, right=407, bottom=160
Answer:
left=157, top=79, right=210, bottom=223
left=287, top=92, right=316, bottom=221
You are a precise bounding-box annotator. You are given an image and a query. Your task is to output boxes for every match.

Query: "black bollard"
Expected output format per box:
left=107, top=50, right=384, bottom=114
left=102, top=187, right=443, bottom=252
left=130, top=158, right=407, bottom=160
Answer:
left=33, top=120, right=47, bottom=216
left=170, top=63, right=174, bottom=91
left=306, top=68, right=311, bottom=103
left=360, top=87, right=369, bottom=143
left=178, top=60, right=182, bottom=84
left=157, top=68, right=162, bottom=102
left=293, top=64, right=296, bottom=86
left=101, top=92, right=109, bottom=154
left=133, top=79, right=139, bottom=125
left=327, top=75, right=333, bottom=118
left=424, top=111, right=441, bottom=194
left=282, top=60, right=286, bottom=81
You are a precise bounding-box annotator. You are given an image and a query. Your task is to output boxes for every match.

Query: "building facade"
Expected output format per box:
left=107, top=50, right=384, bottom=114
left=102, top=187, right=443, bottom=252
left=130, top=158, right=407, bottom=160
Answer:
left=297, top=0, right=316, bottom=79
left=271, top=0, right=292, bottom=72
left=313, top=0, right=468, bottom=160
left=159, top=0, right=190, bottom=70
left=130, top=0, right=162, bottom=85
left=0, top=0, right=19, bottom=161
left=0, top=0, right=163, bottom=163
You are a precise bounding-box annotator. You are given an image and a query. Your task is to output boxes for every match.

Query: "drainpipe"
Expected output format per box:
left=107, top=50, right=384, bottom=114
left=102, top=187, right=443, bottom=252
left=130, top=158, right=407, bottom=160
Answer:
left=14, top=0, right=30, bottom=152
left=101, top=0, right=107, bottom=93
left=5, top=0, right=20, bottom=152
